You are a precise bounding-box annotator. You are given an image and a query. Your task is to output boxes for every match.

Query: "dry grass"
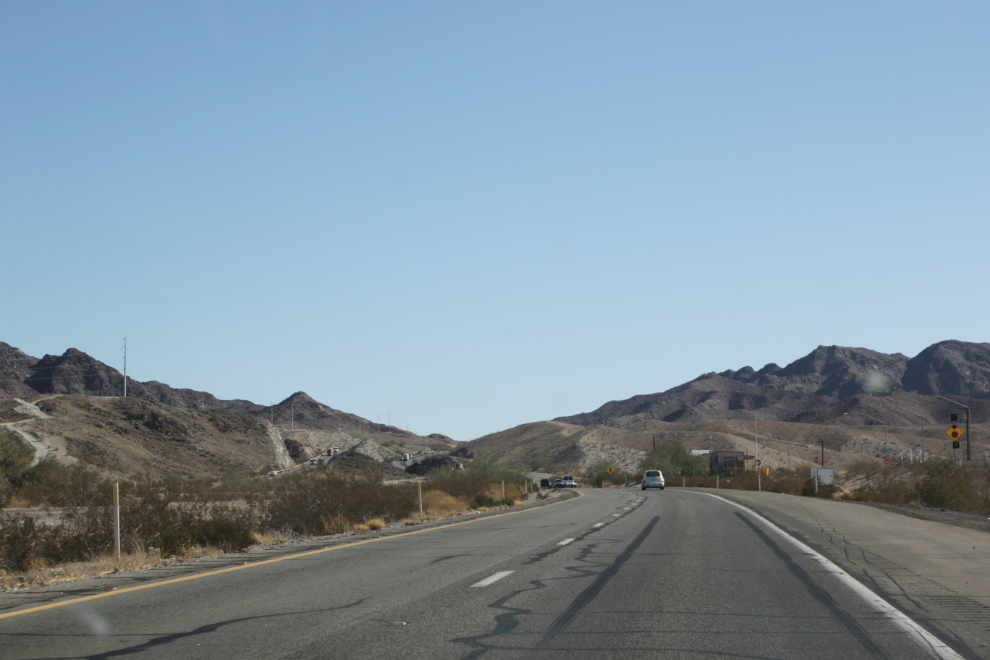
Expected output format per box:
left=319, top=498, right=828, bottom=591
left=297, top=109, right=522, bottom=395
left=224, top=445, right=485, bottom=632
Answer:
left=0, top=545, right=224, bottom=592
left=421, top=490, right=466, bottom=519
left=352, top=523, right=370, bottom=533
left=250, top=527, right=298, bottom=546
left=365, top=517, right=386, bottom=531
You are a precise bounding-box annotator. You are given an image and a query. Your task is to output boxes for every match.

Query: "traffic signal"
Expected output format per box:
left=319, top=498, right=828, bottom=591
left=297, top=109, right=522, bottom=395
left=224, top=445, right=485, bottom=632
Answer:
left=953, top=441, right=960, bottom=449
left=951, top=414, right=958, bottom=422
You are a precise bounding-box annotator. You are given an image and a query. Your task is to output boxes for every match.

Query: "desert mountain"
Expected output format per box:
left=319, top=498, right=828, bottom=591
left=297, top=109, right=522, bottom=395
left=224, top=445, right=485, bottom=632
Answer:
left=0, top=341, right=458, bottom=478
left=0, top=342, right=448, bottom=440
left=555, top=340, right=990, bottom=427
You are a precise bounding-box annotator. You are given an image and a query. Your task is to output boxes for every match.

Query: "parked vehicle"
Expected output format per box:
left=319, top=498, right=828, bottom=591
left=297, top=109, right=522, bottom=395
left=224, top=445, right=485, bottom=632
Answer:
left=553, top=479, right=564, bottom=488
left=267, top=471, right=278, bottom=477
left=540, top=478, right=551, bottom=489
left=561, top=475, right=577, bottom=488
left=641, top=469, right=665, bottom=490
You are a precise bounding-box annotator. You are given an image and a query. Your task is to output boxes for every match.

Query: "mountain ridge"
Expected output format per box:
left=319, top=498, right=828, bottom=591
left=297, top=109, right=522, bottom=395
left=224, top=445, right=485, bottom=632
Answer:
left=555, top=340, right=990, bottom=426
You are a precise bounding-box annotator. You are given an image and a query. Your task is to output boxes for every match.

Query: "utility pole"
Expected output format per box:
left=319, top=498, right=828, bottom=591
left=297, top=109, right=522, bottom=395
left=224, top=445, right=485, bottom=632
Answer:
left=755, top=417, right=760, bottom=492
left=291, top=403, right=294, bottom=431
left=123, top=338, right=127, bottom=398
left=820, top=439, right=825, bottom=467
left=270, top=403, right=273, bottom=426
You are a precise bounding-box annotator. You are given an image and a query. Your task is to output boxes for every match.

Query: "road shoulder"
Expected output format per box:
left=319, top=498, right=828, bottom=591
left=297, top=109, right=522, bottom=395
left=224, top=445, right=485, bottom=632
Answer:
left=688, top=488, right=990, bottom=658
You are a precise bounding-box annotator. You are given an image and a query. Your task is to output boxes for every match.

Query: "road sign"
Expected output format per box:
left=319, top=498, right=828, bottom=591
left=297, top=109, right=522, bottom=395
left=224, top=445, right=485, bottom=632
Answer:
left=813, top=457, right=819, bottom=464
left=945, top=424, right=964, bottom=440
left=884, top=459, right=889, bottom=465
left=572, top=472, right=579, bottom=478
left=606, top=466, right=615, bottom=475
left=953, top=441, right=960, bottom=449
left=754, top=459, right=761, bottom=467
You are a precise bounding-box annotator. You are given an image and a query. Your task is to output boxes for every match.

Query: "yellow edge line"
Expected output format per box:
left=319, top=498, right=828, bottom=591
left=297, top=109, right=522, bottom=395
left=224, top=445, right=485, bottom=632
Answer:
left=0, top=488, right=584, bottom=620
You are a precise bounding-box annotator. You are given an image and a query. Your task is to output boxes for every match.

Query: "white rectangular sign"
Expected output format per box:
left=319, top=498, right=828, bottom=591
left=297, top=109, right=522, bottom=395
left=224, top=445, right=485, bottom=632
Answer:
left=815, top=467, right=834, bottom=485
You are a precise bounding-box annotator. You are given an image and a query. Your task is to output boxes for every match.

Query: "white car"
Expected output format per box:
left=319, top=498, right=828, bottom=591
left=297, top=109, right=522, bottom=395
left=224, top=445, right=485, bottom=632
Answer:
left=641, top=470, right=665, bottom=490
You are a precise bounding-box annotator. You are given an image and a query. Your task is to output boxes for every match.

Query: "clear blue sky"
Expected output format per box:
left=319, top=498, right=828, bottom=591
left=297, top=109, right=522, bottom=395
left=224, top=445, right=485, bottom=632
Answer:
left=2, top=2, right=987, bottom=439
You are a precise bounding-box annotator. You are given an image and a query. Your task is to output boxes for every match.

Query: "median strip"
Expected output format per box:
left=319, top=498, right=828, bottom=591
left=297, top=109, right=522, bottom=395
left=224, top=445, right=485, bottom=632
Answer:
left=471, top=571, right=514, bottom=588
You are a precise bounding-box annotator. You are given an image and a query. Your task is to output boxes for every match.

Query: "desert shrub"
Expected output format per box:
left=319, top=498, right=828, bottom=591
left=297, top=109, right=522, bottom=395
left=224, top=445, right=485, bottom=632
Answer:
left=800, top=479, right=838, bottom=499
left=365, top=517, right=386, bottom=530
left=586, top=459, right=625, bottom=487
left=421, top=489, right=465, bottom=518
left=916, top=460, right=990, bottom=513
left=260, top=471, right=417, bottom=535
left=472, top=493, right=498, bottom=509
left=0, top=466, right=257, bottom=570
left=0, top=432, right=34, bottom=486
left=639, top=443, right=708, bottom=477
left=765, top=471, right=806, bottom=495
left=466, top=457, right=528, bottom=487
left=428, top=457, right=525, bottom=502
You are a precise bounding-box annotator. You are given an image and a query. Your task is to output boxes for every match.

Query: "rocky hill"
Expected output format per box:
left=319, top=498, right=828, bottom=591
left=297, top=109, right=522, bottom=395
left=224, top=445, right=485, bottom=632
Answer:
left=555, top=340, right=990, bottom=426
left=0, top=340, right=459, bottom=478
left=0, top=395, right=291, bottom=479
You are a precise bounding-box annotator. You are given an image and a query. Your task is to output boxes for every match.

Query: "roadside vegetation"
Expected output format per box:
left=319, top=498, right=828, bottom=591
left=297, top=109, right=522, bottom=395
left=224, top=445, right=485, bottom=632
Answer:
left=664, top=455, right=990, bottom=515
left=0, top=450, right=535, bottom=588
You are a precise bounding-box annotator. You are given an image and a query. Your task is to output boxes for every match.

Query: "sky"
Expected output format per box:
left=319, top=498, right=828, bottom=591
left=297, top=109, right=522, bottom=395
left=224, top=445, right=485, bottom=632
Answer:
left=2, top=2, right=988, bottom=440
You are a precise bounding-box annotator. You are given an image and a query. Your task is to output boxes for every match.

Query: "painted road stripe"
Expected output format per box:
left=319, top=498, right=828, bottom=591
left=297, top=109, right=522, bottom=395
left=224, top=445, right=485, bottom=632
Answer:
left=0, top=491, right=585, bottom=620
left=612, top=513, right=621, bottom=517
left=700, top=493, right=964, bottom=660
left=471, top=571, right=514, bottom=587
left=592, top=523, right=605, bottom=528
left=558, top=538, right=576, bottom=546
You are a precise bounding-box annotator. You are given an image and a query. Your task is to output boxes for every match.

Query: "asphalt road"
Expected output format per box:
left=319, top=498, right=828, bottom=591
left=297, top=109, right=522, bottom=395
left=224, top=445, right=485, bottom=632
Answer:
left=0, top=489, right=971, bottom=659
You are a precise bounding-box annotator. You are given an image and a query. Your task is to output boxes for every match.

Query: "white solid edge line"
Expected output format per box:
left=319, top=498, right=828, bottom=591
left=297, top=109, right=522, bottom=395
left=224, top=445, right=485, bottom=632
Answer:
left=470, top=571, right=514, bottom=588
left=699, top=492, right=964, bottom=660
left=558, top=538, right=576, bottom=546
left=593, top=523, right=605, bottom=528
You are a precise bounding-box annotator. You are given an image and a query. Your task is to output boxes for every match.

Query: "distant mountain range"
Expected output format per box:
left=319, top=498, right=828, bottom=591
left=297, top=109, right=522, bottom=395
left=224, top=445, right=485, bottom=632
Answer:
left=555, top=340, right=990, bottom=426
left=0, top=341, right=419, bottom=437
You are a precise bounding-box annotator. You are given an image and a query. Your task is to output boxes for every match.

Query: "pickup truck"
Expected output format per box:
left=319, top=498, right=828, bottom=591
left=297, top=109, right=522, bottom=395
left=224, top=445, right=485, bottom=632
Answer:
left=560, top=475, right=577, bottom=488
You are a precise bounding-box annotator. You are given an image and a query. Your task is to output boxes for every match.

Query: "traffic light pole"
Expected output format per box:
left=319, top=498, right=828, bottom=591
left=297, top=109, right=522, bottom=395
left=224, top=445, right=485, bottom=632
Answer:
left=937, top=396, right=972, bottom=462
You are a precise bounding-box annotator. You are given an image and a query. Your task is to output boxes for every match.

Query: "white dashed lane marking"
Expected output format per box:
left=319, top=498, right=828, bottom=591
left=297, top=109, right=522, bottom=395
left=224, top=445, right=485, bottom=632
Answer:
left=558, top=538, right=576, bottom=546
left=470, top=571, right=514, bottom=588
left=592, top=523, right=604, bottom=528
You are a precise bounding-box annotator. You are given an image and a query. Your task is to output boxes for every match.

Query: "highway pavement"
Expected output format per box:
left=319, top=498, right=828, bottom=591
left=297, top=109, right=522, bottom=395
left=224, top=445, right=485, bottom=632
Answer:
left=0, top=489, right=977, bottom=659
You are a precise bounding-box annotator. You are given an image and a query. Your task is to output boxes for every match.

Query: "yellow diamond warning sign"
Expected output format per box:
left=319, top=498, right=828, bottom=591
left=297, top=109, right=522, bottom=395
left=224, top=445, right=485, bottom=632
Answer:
left=945, top=424, right=965, bottom=440
left=606, top=466, right=615, bottom=475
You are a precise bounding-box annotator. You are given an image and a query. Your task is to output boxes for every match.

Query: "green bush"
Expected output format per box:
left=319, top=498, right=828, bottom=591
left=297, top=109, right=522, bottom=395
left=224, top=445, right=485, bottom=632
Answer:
left=428, top=456, right=526, bottom=501
left=638, top=442, right=708, bottom=477
left=586, top=460, right=625, bottom=487
left=472, top=493, right=498, bottom=508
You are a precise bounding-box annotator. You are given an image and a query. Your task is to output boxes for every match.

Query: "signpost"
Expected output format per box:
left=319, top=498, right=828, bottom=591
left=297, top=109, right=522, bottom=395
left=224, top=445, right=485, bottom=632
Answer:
left=571, top=471, right=579, bottom=478
left=946, top=424, right=964, bottom=461
left=606, top=466, right=615, bottom=475
left=813, top=456, right=819, bottom=464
